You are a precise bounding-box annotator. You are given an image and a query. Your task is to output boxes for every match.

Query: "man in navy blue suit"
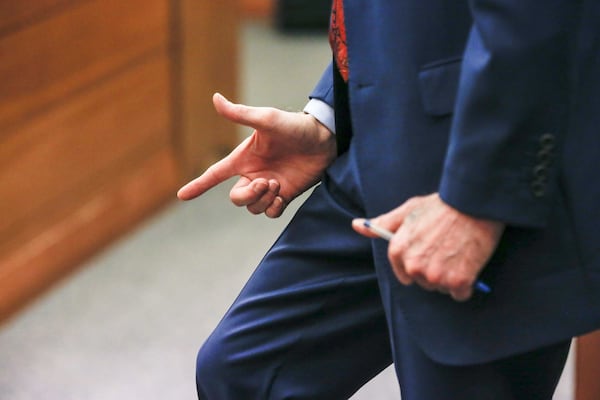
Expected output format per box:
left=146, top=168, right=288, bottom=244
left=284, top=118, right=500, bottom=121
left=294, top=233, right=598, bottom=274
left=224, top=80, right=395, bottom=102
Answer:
left=178, top=0, right=600, bottom=398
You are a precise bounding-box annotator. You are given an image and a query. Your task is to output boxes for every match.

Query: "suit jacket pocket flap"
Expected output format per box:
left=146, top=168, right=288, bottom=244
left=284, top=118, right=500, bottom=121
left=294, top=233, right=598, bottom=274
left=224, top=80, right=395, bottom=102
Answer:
left=418, top=57, right=462, bottom=117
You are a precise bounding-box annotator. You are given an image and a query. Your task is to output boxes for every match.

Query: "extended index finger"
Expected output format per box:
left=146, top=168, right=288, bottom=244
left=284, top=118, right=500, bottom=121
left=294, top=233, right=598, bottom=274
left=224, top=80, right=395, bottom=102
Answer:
left=177, top=156, right=238, bottom=200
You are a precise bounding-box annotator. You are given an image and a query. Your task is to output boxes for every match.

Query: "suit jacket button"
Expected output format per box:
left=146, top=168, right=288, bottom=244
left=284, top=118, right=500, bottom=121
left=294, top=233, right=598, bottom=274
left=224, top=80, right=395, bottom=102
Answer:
left=540, top=133, right=556, bottom=149
left=537, top=148, right=554, bottom=164
left=531, top=181, right=546, bottom=197
left=533, top=164, right=548, bottom=180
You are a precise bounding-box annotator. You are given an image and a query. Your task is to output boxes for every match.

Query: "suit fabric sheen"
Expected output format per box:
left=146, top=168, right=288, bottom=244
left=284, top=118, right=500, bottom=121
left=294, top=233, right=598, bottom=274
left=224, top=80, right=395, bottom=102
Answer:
left=195, top=1, right=600, bottom=398
left=308, top=0, right=600, bottom=365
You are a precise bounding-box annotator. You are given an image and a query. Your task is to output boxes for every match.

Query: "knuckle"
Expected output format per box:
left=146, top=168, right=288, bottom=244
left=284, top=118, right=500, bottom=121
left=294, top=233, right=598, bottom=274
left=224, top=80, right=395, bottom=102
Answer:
left=404, top=262, right=428, bottom=280
left=246, top=205, right=263, bottom=215
left=405, top=195, right=425, bottom=209
left=446, top=274, right=472, bottom=291
left=425, top=270, right=443, bottom=286
left=266, top=211, right=280, bottom=219
left=405, top=197, right=420, bottom=208
left=262, top=108, right=279, bottom=125
left=403, top=258, right=426, bottom=277
left=387, top=241, right=407, bottom=260
left=231, top=197, right=248, bottom=207
left=452, top=282, right=474, bottom=300
left=393, top=269, right=412, bottom=285
left=265, top=207, right=282, bottom=219
left=451, top=290, right=471, bottom=302
left=403, top=263, right=418, bottom=277
left=265, top=197, right=285, bottom=219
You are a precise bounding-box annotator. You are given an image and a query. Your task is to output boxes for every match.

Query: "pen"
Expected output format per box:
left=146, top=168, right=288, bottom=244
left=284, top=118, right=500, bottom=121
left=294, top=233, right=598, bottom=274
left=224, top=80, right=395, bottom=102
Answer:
left=363, top=220, right=491, bottom=294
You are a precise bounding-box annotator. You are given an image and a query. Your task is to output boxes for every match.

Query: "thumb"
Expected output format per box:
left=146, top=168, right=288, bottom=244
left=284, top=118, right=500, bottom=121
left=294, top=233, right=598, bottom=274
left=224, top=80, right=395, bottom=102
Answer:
left=213, top=92, right=278, bottom=132
left=351, top=198, right=416, bottom=239
left=351, top=217, right=400, bottom=240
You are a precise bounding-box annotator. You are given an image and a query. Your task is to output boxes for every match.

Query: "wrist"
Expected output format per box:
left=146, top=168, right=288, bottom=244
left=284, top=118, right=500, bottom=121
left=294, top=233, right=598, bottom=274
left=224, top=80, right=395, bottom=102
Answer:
left=304, top=113, right=337, bottom=162
left=303, top=98, right=336, bottom=134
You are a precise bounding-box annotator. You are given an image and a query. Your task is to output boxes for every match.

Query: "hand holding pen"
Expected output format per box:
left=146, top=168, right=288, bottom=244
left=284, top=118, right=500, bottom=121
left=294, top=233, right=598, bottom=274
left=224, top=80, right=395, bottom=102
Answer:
left=361, top=220, right=491, bottom=294
left=351, top=193, right=504, bottom=301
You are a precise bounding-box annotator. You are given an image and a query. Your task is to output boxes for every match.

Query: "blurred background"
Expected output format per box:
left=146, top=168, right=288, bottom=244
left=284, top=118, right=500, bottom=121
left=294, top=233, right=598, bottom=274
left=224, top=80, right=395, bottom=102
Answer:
left=0, top=1, right=596, bottom=398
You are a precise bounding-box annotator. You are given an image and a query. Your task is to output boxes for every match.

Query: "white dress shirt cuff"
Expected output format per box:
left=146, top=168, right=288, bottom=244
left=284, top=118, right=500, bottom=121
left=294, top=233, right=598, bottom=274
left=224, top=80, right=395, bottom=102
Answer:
left=303, top=99, right=336, bottom=134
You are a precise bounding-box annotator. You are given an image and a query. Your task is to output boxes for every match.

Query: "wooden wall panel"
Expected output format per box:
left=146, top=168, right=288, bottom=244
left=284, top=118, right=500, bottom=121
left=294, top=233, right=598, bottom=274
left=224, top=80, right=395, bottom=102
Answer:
left=174, top=0, right=240, bottom=178
left=0, top=55, right=172, bottom=256
left=240, top=0, right=274, bottom=19
left=0, top=0, right=168, bottom=132
left=0, top=0, right=75, bottom=33
left=0, top=0, right=239, bottom=324
left=0, top=0, right=176, bottom=321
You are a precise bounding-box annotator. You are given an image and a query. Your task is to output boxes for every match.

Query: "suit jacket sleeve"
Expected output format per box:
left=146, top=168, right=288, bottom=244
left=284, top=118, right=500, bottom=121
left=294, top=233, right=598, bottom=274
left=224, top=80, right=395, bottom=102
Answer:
left=309, top=62, right=335, bottom=108
left=439, top=0, right=578, bottom=227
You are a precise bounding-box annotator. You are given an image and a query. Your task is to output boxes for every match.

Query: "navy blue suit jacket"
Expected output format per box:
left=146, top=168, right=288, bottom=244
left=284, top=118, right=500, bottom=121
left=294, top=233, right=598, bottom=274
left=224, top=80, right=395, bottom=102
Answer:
left=310, top=0, right=600, bottom=365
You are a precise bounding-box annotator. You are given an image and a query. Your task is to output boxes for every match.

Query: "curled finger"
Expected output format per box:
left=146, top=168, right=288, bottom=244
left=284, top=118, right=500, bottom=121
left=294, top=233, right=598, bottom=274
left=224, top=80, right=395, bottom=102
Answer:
left=449, top=286, right=473, bottom=302
left=265, top=196, right=286, bottom=218
left=246, top=180, right=281, bottom=215
left=230, top=177, right=269, bottom=207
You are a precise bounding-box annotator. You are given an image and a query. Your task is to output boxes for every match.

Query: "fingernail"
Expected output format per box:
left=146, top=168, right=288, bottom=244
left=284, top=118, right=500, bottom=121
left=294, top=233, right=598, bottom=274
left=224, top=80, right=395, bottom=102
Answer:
left=253, top=181, right=268, bottom=193
left=268, top=180, right=280, bottom=192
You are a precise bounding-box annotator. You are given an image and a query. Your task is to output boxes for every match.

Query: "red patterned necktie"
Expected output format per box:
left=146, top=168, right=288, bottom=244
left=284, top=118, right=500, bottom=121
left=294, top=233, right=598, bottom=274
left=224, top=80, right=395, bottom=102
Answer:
left=330, top=0, right=349, bottom=82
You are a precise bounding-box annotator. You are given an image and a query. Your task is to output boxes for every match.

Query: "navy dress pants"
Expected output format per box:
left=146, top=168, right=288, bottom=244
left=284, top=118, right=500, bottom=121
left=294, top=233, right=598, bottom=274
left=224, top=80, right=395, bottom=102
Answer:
left=195, top=166, right=570, bottom=399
